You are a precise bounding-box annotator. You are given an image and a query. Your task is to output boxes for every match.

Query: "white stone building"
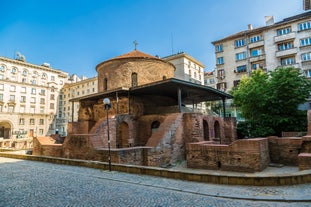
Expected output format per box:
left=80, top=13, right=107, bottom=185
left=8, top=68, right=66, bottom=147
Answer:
left=57, top=76, right=98, bottom=135
left=0, top=55, right=69, bottom=141
left=212, top=11, right=311, bottom=92
left=162, top=52, right=205, bottom=85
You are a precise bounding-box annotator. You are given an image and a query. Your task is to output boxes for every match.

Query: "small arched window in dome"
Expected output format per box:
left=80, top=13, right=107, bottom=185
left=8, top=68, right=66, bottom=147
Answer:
left=131, top=73, right=138, bottom=87
left=103, top=78, right=108, bottom=91
left=163, top=76, right=167, bottom=80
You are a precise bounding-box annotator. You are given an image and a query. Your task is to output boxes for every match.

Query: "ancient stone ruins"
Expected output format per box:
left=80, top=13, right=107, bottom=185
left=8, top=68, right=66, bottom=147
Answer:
left=33, top=50, right=311, bottom=172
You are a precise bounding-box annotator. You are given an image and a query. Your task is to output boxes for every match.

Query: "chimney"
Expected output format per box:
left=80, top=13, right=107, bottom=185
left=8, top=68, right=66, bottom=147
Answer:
left=265, top=16, right=274, bottom=26
left=248, top=24, right=253, bottom=30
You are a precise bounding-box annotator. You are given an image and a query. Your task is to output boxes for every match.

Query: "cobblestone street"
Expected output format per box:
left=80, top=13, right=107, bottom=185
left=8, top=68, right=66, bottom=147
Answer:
left=0, top=157, right=310, bottom=207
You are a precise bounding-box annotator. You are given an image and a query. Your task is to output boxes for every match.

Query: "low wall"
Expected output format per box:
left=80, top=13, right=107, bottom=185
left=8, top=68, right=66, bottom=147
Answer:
left=268, top=137, right=302, bottom=165
left=1, top=153, right=310, bottom=186
left=186, top=138, right=270, bottom=172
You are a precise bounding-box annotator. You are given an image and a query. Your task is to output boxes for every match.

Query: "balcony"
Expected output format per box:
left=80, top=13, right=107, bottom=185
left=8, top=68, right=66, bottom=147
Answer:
left=249, top=54, right=266, bottom=62
left=248, top=40, right=264, bottom=49
left=275, top=47, right=298, bottom=57
left=274, top=32, right=296, bottom=43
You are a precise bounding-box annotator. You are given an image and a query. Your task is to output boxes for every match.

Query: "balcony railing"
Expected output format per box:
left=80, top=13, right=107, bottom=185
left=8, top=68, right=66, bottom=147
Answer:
left=274, top=32, right=296, bottom=43
left=275, top=47, right=298, bottom=57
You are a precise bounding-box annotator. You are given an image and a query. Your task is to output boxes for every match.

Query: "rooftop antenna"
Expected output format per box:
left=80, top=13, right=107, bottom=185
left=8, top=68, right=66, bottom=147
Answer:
left=133, top=40, right=138, bottom=50
left=171, top=33, right=174, bottom=55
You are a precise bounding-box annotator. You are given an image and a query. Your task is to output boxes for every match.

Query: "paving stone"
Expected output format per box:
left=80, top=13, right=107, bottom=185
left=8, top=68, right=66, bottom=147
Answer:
left=0, top=157, right=310, bottom=207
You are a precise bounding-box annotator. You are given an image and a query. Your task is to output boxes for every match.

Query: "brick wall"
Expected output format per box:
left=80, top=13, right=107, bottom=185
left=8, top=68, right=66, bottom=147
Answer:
left=268, top=136, right=302, bottom=165
left=186, top=138, right=270, bottom=172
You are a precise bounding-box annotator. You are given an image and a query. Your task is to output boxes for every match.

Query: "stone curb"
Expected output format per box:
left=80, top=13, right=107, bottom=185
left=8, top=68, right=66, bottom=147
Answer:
left=1, top=152, right=311, bottom=188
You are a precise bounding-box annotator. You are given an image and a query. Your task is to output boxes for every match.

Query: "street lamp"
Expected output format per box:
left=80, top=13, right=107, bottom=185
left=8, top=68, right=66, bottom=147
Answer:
left=103, top=98, right=112, bottom=171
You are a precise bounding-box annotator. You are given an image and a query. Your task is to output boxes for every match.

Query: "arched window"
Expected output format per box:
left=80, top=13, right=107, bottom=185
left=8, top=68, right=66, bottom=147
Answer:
left=103, top=78, right=108, bottom=91
left=163, top=76, right=167, bottom=80
left=0, top=65, right=6, bottom=72
left=151, top=121, right=160, bottom=134
left=42, top=73, right=47, bottom=79
left=131, top=73, right=137, bottom=87
left=22, top=70, right=28, bottom=76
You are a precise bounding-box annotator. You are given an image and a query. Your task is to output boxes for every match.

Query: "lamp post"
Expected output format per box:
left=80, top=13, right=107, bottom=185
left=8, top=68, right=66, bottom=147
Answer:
left=103, top=98, right=112, bottom=171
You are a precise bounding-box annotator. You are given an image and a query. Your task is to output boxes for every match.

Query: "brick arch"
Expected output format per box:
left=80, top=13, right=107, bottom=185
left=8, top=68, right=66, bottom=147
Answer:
left=117, top=121, right=129, bottom=148
left=203, top=120, right=209, bottom=141
left=214, top=121, right=221, bottom=139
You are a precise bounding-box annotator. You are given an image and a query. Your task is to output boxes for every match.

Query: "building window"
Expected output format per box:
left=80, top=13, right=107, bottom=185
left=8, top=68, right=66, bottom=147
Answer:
left=300, top=37, right=311, bottom=46
left=30, top=97, right=36, bottom=103
left=281, top=57, right=295, bottom=65
left=250, top=48, right=263, bottom=57
left=235, top=39, right=245, bottom=48
left=31, top=79, right=36, bottom=85
left=20, top=96, right=26, bottom=103
left=216, top=82, right=227, bottom=91
left=0, top=74, right=4, bottom=80
left=0, top=65, right=5, bottom=72
left=131, top=73, right=138, bottom=87
left=30, top=119, right=35, bottom=125
left=0, top=94, right=3, bottom=101
left=252, top=62, right=264, bottom=70
left=103, top=78, right=108, bottom=91
left=50, top=103, right=55, bottom=109
left=40, top=89, right=45, bottom=95
left=11, top=67, right=17, bottom=74
left=217, top=69, right=225, bottom=79
left=31, top=88, right=36, bottom=94
left=39, top=119, right=44, bottom=125
left=40, top=98, right=45, bottom=104
left=302, top=52, right=311, bottom=62
left=42, top=73, right=47, bottom=79
left=22, top=70, right=27, bottom=76
left=40, top=107, right=44, bottom=114
left=250, top=35, right=261, bottom=43
left=278, top=42, right=294, bottom=51
left=9, top=95, right=15, bottom=101
left=22, top=78, right=27, bottom=83
left=299, top=21, right=311, bottom=31
left=233, top=80, right=240, bottom=87
left=217, top=57, right=224, bottom=65
left=0, top=84, right=3, bottom=90
left=19, top=118, right=25, bottom=125
left=236, top=65, right=247, bottom=73
left=215, top=44, right=223, bottom=52
left=50, top=94, right=55, bottom=100
left=51, top=76, right=55, bottom=81
left=277, top=27, right=291, bottom=36
left=51, top=86, right=55, bottom=92
left=39, top=129, right=44, bottom=135
left=236, top=52, right=247, bottom=60
left=8, top=106, right=14, bottom=112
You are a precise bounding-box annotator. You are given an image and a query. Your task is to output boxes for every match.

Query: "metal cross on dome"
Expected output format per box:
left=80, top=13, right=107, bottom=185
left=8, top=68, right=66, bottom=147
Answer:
left=133, top=40, right=138, bottom=50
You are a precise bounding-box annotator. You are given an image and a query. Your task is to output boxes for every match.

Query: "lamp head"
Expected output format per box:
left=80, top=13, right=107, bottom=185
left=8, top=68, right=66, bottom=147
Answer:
left=103, top=98, right=111, bottom=110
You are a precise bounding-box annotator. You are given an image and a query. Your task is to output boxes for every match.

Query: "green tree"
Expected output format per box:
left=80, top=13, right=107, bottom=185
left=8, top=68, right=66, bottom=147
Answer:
left=231, top=67, right=311, bottom=137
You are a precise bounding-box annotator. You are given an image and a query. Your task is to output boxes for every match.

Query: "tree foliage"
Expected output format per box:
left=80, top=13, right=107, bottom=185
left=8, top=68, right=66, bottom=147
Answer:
left=231, top=67, right=311, bottom=137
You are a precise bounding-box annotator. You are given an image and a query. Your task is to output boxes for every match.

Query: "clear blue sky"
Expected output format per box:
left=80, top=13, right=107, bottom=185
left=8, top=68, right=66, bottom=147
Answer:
left=0, top=0, right=305, bottom=78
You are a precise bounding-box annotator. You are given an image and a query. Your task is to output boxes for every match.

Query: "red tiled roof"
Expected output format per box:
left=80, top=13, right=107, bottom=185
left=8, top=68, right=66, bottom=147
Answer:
left=111, top=50, right=157, bottom=60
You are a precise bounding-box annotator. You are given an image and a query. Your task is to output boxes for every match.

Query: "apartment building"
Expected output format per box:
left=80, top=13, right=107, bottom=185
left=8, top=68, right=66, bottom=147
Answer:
left=57, top=76, right=98, bottom=135
left=204, top=71, right=216, bottom=88
left=162, top=52, right=205, bottom=85
left=0, top=55, right=69, bottom=140
left=212, top=11, right=311, bottom=92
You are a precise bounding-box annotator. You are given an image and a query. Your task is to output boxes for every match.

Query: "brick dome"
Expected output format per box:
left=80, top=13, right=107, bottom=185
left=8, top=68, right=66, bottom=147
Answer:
left=96, top=50, right=175, bottom=93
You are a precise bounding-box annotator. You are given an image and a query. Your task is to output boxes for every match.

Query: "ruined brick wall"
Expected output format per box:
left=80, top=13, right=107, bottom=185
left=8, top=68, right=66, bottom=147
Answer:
left=63, top=134, right=97, bottom=160
left=137, top=115, right=167, bottom=145
left=223, top=117, right=237, bottom=144
left=183, top=113, right=204, bottom=143
left=186, top=138, right=270, bottom=172
left=268, top=137, right=302, bottom=165
left=97, top=58, right=175, bottom=92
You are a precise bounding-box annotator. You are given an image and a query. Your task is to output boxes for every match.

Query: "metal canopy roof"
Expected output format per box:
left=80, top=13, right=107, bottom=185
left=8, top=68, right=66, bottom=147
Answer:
left=70, top=78, right=232, bottom=104
left=130, top=78, right=232, bottom=104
